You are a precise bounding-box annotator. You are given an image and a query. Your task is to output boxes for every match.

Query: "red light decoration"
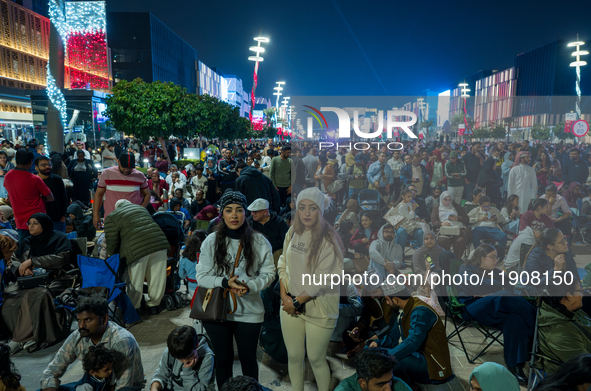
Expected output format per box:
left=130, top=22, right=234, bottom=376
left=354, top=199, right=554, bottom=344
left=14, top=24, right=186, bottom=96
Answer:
left=66, top=31, right=110, bottom=90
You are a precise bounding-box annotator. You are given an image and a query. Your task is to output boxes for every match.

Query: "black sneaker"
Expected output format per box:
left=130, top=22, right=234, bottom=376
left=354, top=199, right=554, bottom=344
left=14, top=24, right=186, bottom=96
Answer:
left=508, top=365, right=527, bottom=384
left=148, top=306, right=161, bottom=316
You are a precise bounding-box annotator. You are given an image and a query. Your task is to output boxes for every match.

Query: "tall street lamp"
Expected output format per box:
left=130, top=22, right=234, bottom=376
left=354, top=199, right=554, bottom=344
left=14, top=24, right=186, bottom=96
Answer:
left=459, top=82, right=470, bottom=141
left=568, top=35, right=588, bottom=119
left=273, top=81, right=285, bottom=128
left=248, top=36, right=269, bottom=126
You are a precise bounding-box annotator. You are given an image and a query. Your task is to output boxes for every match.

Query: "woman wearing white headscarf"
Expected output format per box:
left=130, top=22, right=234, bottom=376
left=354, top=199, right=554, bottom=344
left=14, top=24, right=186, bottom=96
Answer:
left=431, top=190, right=471, bottom=258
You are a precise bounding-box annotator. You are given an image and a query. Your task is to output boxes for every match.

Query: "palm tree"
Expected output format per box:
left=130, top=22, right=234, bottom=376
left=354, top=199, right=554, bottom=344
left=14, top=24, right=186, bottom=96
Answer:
left=421, top=119, right=436, bottom=140
left=263, top=108, right=276, bottom=128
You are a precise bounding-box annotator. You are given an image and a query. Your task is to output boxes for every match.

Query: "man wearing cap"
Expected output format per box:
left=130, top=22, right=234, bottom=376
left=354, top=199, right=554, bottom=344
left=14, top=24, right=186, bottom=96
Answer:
left=444, top=151, right=467, bottom=204
left=246, top=198, right=289, bottom=266
left=93, top=152, right=150, bottom=228
left=367, top=282, right=452, bottom=387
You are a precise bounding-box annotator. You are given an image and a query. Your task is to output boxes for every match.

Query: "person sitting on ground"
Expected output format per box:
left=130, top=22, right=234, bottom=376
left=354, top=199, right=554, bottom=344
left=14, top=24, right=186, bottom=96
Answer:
left=368, top=223, right=403, bottom=276
left=538, top=285, right=591, bottom=375
left=334, top=348, right=412, bottom=391
left=468, top=196, right=508, bottom=259
left=519, top=198, right=554, bottom=232
left=194, top=205, right=218, bottom=222
left=335, top=198, right=359, bottom=230
left=40, top=296, right=145, bottom=391
left=392, top=188, right=425, bottom=250
left=540, top=185, right=572, bottom=240
left=349, top=211, right=379, bottom=250
left=464, top=188, right=483, bottom=206
left=457, top=244, right=536, bottom=384
left=189, top=190, right=210, bottom=217
left=219, top=376, right=272, bottom=391
left=0, top=205, right=14, bottom=229
left=168, top=198, right=190, bottom=230
left=534, top=354, right=591, bottom=391
left=424, top=186, right=442, bottom=217
left=173, top=189, right=191, bottom=212
left=500, top=194, right=521, bottom=235
left=0, top=343, right=25, bottom=391
left=431, top=190, right=470, bottom=259
left=468, top=362, right=520, bottom=391
left=366, top=281, right=453, bottom=387
left=411, top=231, right=445, bottom=275
left=562, top=181, right=585, bottom=209
left=523, top=228, right=579, bottom=296
left=77, top=346, right=116, bottom=391
left=504, top=226, right=542, bottom=274
left=331, top=282, right=364, bottom=343
left=178, top=230, right=207, bottom=296
left=67, top=203, right=97, bottom=241
left=150, top=326, right=215, bottom=391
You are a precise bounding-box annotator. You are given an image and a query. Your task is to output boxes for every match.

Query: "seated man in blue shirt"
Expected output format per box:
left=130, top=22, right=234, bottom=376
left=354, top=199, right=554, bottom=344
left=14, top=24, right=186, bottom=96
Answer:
left=335, top=348, right=412, bottom=391
left=367, top=282, right=453, bottom=387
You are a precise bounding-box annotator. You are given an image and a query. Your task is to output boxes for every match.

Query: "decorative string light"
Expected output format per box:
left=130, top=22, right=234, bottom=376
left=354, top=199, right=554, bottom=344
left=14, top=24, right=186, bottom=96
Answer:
left=46, top=65, right=68, bottom=127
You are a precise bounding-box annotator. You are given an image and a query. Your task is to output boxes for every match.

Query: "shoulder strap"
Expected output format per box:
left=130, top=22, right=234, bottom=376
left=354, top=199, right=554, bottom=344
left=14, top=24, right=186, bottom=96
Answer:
left=226, top=245, right=243, bottom=314
left=229, top=244, right=243, bottom=279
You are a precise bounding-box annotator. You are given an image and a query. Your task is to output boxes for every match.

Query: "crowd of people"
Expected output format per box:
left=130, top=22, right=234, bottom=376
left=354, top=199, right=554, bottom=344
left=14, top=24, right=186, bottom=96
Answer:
left=0, top=135, right=591, bottom=391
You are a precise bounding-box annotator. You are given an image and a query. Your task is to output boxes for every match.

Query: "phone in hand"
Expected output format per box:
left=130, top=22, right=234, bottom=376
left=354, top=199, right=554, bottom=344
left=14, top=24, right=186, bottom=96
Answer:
left=425, top=254, right=435, bottom=269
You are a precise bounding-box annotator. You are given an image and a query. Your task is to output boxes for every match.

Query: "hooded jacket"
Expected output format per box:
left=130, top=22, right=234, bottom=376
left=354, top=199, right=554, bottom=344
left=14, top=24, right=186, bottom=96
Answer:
left=468, top=362, right=520, bottom=391
left=150, top=336, right=214, bottom=391
left=246, top=211, right=289, bottom=252
left=67, top=203, right=96, bottom=240
left=537, top=301, right=591, bottom=374
left=104, top=202, right=170, bottom=265
left=234, top=166, right=280, bottom=213
left=369, top=224, right=403, bottom=273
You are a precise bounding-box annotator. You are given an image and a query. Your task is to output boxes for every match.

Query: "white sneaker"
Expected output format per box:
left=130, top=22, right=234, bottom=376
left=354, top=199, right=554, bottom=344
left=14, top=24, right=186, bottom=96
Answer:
left=7, top=340, right=23, bottom=354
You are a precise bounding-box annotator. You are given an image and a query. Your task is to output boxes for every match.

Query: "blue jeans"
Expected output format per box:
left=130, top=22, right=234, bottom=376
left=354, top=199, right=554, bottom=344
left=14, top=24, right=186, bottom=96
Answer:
left=395, top=227, right=424, bottom=250
left=471, top=226, right=508, bottom=251
left=463, top=181, right=477, bottom=201
left=53, top=221, right=66, bottom=232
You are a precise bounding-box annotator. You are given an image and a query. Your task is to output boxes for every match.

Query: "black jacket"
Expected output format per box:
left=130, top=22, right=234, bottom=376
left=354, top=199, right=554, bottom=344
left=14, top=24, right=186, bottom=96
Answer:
left=461, top=152, right=482, bottom=183
left=217, top=158, right=237, bottom=183
left=563, top=158, right=589, bottom=185
left=247, top=211, right=289, bottom=252
left=190, top=199, right=210, bottom=217
left=234, top=166, right=281, bottom=213
left=42, top=174, right=68, bottom=222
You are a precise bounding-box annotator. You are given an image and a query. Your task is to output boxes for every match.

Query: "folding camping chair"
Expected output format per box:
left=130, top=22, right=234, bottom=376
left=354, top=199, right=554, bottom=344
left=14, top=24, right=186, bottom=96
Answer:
left=77, top=254, right=139, bottom=326
left=444, top=258, right=504, bottom=363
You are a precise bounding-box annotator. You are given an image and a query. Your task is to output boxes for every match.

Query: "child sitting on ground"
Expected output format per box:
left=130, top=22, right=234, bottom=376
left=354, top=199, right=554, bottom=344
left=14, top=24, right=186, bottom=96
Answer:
left=76, top=346, right=116, bottom=391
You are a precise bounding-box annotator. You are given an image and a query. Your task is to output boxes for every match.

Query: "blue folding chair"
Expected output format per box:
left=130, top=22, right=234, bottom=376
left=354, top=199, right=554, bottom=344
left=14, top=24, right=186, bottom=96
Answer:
left=78, top=254, right=139, bottom=326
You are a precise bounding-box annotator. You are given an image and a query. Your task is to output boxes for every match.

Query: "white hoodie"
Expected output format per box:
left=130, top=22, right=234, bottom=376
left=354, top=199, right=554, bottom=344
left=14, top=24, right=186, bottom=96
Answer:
left=369, top=224, right=404, bottom=275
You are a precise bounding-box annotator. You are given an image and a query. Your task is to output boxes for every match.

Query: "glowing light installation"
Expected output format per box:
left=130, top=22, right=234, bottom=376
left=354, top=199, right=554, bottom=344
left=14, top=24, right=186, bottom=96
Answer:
left=568, top=36, right=588, bottom=119
left=248, top=37, right=269, bottom=126
left=48, top=0, right=68, bottom=128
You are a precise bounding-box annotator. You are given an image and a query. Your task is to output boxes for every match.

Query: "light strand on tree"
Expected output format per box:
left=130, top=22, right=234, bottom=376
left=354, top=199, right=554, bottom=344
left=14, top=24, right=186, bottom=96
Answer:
left=46, top=65, right=68, bottom=127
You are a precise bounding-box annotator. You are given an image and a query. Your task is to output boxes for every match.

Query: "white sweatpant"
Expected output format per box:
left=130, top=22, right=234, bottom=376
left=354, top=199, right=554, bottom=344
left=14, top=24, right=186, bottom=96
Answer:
left=126, top=249, right=168, bottom=309
left=448, top=186, right=464, bottom=204
left=280, top=311, right=334, bottom=391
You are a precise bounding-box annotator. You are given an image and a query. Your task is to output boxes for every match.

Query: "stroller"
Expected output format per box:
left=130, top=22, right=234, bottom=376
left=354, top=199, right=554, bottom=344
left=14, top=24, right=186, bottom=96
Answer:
left=152, top=212, right=186, bottom=311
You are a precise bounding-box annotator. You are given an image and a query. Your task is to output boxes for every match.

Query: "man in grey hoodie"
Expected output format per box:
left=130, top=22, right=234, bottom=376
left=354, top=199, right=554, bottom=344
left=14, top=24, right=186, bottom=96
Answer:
left=369, top=224, right=404, bottom=277
left=150, top=326, right=214, bottom=391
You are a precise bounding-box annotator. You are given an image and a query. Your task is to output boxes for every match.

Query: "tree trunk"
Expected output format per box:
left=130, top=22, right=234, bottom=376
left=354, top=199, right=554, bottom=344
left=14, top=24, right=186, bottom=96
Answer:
left=158, top=136, right=172, bottom=165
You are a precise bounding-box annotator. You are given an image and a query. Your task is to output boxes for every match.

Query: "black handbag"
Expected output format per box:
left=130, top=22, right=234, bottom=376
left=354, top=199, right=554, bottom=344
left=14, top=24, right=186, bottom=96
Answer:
left=189, top=245, right=242, bottom=322
left=17, top=272, right=53, bottom=290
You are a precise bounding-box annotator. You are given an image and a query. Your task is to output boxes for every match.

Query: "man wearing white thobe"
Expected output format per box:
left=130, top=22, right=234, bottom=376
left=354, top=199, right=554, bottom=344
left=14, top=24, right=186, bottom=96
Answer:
left=507, top=151, right=538, bottom=213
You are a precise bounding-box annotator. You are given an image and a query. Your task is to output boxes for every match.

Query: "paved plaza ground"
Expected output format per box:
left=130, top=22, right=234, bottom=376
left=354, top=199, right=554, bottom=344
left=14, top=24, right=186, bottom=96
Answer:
left=13, top=243, right=591, bottom=391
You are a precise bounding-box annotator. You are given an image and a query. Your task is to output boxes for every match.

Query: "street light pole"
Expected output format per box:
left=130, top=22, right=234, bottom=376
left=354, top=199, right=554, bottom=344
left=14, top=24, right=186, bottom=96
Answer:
left=273, top=81, right=285, bottom=128
left=248, top=36, right=269, bottom=127
left=417, top=97, right=425, bottom=140
left=459, top=82, right=470, bottom=144
left=568, top=35, right=588, bottom=119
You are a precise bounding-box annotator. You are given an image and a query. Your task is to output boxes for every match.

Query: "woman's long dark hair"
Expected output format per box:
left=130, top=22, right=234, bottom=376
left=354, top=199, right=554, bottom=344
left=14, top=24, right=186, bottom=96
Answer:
left=534, top=354, right=591, bottom=391
left=213, top=216, right=257, bottom=277
left=538, top=150, right=552, bottom=168
left=0, top=343, right=21, bottom=390
left=506, top=194, right=519, bottom=215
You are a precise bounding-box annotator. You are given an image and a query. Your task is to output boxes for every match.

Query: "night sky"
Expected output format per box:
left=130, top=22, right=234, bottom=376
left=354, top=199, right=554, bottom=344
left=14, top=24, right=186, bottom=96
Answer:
left=108, top=0, right=591, bottom=99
